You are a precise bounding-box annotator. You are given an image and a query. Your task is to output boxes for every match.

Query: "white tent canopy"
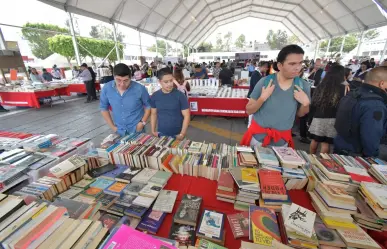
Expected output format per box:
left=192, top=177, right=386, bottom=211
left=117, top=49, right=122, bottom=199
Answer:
left=38, top=0, right=387, bottom=47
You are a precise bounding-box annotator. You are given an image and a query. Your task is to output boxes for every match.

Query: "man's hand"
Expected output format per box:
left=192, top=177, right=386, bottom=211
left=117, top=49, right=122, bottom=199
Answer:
left=112, top=126, right=118, bottom=133
left=259, top=79, right=275, bottom=102
left=136, top=122, right=144, bottom=132
left=152, top=131, right=159, bottom=137
left=294, top=85, right=310, bottom=106
left=176, top=134, right=185, bottom=140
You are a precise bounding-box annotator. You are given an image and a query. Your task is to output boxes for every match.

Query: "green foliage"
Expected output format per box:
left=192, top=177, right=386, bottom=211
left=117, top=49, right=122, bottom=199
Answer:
left=147, top=40, right=172, bottom=56
left=266, top=29, right=288, bottom=50
left=197, top=42, right=213, bottom=52
left=319, top=33, right=359, bottom=57
left=235, top=34, right=246, bottom=49
left=288, top=35, right=300, bottom=44
left=223, top=32, right=232, bottom=52
left=21, top=22, right=69, bottom=59
left=363, top=29, right=380, bottom=41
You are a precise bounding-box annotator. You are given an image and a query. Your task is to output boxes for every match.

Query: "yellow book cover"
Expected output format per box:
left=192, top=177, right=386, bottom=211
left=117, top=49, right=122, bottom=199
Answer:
left=107, top=182, right=127, bottom=193
left=323, top=218, right=357, bottom=230
left=242, top=168, right=259, bottom=184
left=250, top=206, right=280, bottom=246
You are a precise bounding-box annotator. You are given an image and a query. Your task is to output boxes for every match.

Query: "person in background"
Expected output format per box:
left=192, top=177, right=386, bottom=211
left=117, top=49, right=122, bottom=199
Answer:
left=309, top=64, right=346, bottom=154
left=212, top=62, right=222, bottom=79
left=27, top=66, right=32, bottom=75
left=370, top=58, right=376, bottom=68
left=334, top=67, right=387, bottom=157
left=349, top=59, right=360, bottom=74
left=150, top=68, right=190, bottom=139
left=51, top=64, right=61, bottom=80
left=242, top=45, right=311, bottom=147
left=219, top=63, right=234, bottom=87
left=173, top=67, right=191, bottom=98
left=193, top=64, right=208, bottom=79
left=381, top=59, right=387, bottom=67
left=133, top=64, right=143, bottom=81
left=72, top=66, right=79, bottom=78
left=248, top=62, right=269, bottom=98
left=42, top=69, right=53, bottom=82
left=308, top=58, right=325, bottom=87
left=248, top=60, right=256, bottom=77
left=88, top=65, right=98, bottom=99
left=78, top=63, right=94, bottom=103
left=352, top=61, right=369, bottom=83
left=100, top=63, right=151, bottom=136
left=30, top=68, right=44, bottom=83
left=343, top=68, right=352, bottom=86
left=141, top=62, right=149, bottom=75
left=167, top=61, right=173, bottom=72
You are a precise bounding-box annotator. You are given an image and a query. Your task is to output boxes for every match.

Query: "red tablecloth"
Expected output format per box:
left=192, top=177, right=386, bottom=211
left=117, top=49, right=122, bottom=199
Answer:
left=188, top=97, right=248, bottom=118
left=233, top=85, right=250, bottom=90
left=67, top=83, right=101, bottom=94
left=0, top=87, right=69, bottom=108
left=159, top=175, right=387, bottom=249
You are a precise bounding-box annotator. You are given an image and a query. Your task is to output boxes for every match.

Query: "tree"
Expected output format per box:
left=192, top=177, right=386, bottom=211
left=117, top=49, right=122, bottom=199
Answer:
left=21, top=22, right=69, bottom=59
left=89, top=25, right=125, bottom=42
left=47, top=35, right=77, bottom=65
left=214, top=33, right=224, bottom=52
left=223, top=32, right=232, bottom=51
left=235, top=34, right=246, bottom=49
left=197, top=42, right=213, bottom=52
left=319, top=33, right=359, bottom=58
left=288, top=35, right=300, bottom=44
left=266, top=29, right=288, bottom=50
left=363, top=29, right=380, bottom=41
left=147, top=40, right=172, bottom=56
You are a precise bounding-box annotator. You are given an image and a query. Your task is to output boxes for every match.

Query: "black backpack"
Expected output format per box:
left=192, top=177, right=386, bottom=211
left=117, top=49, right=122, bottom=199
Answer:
left=335, top=89, right=383, bottom=139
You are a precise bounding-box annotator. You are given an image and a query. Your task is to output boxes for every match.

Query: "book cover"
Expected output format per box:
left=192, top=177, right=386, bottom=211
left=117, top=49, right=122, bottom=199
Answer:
left=100, top=165, right=128, bottom=180
left=115, top=193, right=136, bottom=207
left=137, top=210, right=167, bottom=234
left=124, top=204, right=148, bottom=218
left=105, top=182, right=128, bottom=196
left=314, top=220, right=346, bottom=247
left=99, top=212, right=121, bottom=232
left=81, top=187, right=103, bottom=198
left=218, top=171, right=234, bottom=191
left=241, top=168, right=259, bottom=184
left=52, top=198, right=91, bottom=219
left=115, top=215, right=140, bottom=229
left=284, top=203, right=316, bottom=238
left=272, top=147, right=305, bottom=163
left=196, top=239, right=227, bottom=249
left=197, top=210, right=225, bottom=242
left=255, top=146, right=279, bottom=164
left=174, top=194, right=203, bottom=226
left=57, top=187, right=83, bottom=199
left=97, top=193, right=118, bottom=210
left=259, top=170, right=286, bottom=197
left=115, top=168, right=141, bottom=183
left=102, top=225, right=177, bottom=249
left=131, top=168, right=158, bottom=184
left=337, top=225, right=381, bottom=249
left=72, top=179, right=95, bottom=189
left=319, top=159, right=348, bottom=175
left=133, top=195, right=155, bottom=208
left=87, top=164, right=117, bottom=178
left=107, top=203, right=127, bottom=216
left=169, top=223, right=196, bottom=246
left=249, top=206, right=281, bottom=245
left=123, top=182, right=147, bottom=196
left=149, top=170, right=173, bottom=187
left=152, top=190, right=178, bottom=213
left=227, top=211, right=249, bottom=238
left=90, top=178, right=115, bottom=190
left=138, top=184, right=162, bottom=199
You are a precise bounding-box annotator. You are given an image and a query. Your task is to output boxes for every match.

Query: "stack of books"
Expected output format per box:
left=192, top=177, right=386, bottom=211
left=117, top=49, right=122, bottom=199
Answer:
left=353, top=191, right=387, bottom=231
left=216, top=171, right=236, bottom=203
left=309, top=182, right=357, bottom=230
left=369, top=164, right=387, bottom=184
left=258, top=169, right=290, bottom=211
left=358, top=182, right=387, bottom=224
left=272, top=146, right=305, bottom=169
left=314, top=217, right=346, bottom=248
left=282, top=167, right=308, bottom=190
left=237, top=152, right=258, bottom=167
left=253, top=145, right=279, bottom=168
left=229, top=168, right=260, bottom=211
left=336, top=225, right=382, bottom=249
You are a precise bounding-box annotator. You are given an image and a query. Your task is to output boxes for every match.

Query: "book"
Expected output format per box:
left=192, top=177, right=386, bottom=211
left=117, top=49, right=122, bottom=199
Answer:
left=90, top=178, right=115, bottom=190
left=123, top=182, right=147, bottom=196
left=52, top=198, right=91, bottom=219
left=57, top=219, right=92, bottom=249
left=196, top=209, right=225, bottom=245
left=100, top=165, right=128, bottom=180
left=104, top=181, right=127, bottom=196
left=0, top=196, right=24, bottom=223
left=115, top=167, right=141, bottom=183
left=131, top=168, right=158, bottom=184
left=114, top=192, right=136, bottom=207
left=259, top=170, right=287, bottom=200
left=137, top=210, right=167, bottom=234
left=227, top=211, right=249, bottom=238
left=249, top=206, right=281, bottom=245
left=195, top=238, right=227, bottom=248
left=152, top=190, right=178, bottom=213
left=96, top=193, right=118, bottom=210
left=149, top=170, right=172, bottom=187
left=138, top=183, right=162, bottom=199
left=337, top=225, right=381, bottom=249
left=72, top=179, right=95, bottom=189
left=314, top=219, right=346, bottom=247
left=99, top=213, right=121, bottom=232
left=174, top=194, right=203, bottom=227
left=49, top=155, right=86, bottom=177
left=115, top=215, right=140, bottom=229
left=217, top=171, right=234, bottom=192
left=360, top=182, right=387, bottom=209
left=284, top=203, right=316, bottom=238
left=272, top=146, right=305, bottom=168
left=124, top=204, right=148, bottom=218
left=81, top=187, right=103, bottom=198
left=57, top=187, right=83, bottom=199
left=133, top=195, right=155, bottom=208
left=102, top=224, right=176, bottom=249
left=86, top=164, right=117, bottom=178
left=169, top=223, right=196, bottom=246
left=254, top=146, right=279, bottom=166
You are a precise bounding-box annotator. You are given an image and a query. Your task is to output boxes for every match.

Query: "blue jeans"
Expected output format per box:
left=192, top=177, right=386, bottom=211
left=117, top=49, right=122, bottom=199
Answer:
left=116, top=126, right=146, bottom=137
left=158, top=132, right=176, bottom=138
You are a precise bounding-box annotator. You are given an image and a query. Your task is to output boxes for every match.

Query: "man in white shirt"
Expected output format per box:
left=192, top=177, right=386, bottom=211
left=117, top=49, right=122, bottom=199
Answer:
left=78, top=63, right=96, bottom=103
left=349, top=59, right=360, bottom=74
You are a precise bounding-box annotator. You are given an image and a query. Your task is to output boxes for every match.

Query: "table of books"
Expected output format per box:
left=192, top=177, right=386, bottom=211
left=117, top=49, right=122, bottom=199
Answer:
left=188, top=97, right=249, bottom=118
left=0, top=87, right=70, bottom=108
left=66, top=83, right=101, bottom=94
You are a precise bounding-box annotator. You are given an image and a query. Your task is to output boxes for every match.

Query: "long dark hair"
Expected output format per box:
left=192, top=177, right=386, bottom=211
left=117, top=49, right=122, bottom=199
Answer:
left=173, top=67, right=191, bottom=91
left=312, top=64, right=345, bottom=110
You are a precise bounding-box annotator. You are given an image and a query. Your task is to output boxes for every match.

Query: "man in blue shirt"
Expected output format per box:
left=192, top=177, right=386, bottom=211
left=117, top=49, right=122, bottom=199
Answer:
left=100, top=63, right=151, bottom=136
left=150, top=68, right=190, bottom=140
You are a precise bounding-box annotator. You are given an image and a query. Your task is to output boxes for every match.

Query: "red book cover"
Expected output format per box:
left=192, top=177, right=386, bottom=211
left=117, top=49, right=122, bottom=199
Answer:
left=355, top=157, right=371, bottom=170
left=162, top=154, right=174, bottom=173
left=258, top=170, right=286, bottom=196
left=218, top=171, right=234, bottom=190
left=319, top=159, right=348, bottom=175
left=216, top=188, right=237, bottom=199
left=227, top=211, right=249, bottom=238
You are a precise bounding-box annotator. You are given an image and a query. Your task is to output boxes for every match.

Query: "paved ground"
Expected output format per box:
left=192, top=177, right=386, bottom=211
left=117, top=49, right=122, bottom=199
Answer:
left=1, top=96, right=386, bottom=160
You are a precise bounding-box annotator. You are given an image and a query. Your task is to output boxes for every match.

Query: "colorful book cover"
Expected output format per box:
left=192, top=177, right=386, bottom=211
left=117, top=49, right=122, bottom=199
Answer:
left=99, top=213, right=121, bottom=232
left=249, top=206, right=281, bottom=245
left=173, top=194, right=202, bottom=226
left=218, top=171, right=234, bottom=190
left=197, top=210, right=225, bottom=241
left=81, top=187, right=103, bottom=198
left=124, top=204, right=148, bottom=218
left=149, top=170, right=173, bottom=187
left=123, top=182, right=147, bottom=196
left=97, top=193, right=118, bottom=210
left=137, top=210, right=167, bottom=234
left=336, top=225, right=381, bottom=249
left=319, top=159, right=348, bottom=175
left=72, top=179, right=95, bottom=189
left=227, top=211, right=249, bottom=238
left=90, top=178, right=115, bottom=190
left=272, top=147, right=305, bottom=164
left=169, top=223, right=196, bottom=246
left=284, top=203, right=316, bottom=238
left=105, top=182, right=128, bottom=196
left=256, top=146, right=279, bottom=163
left=314, top=220, right=346, bottom=247
left=115, top=193, right=136, bottom=207
left=258, top=170, right=286, bottom=196
left=102, top=225, right=177, bottom=249
left=241, top=168, right=259, bottom=184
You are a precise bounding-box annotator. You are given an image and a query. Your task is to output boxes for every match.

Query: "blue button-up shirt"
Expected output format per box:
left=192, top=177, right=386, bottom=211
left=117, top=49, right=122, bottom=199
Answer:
left=100, top=80, right=151, bottom=136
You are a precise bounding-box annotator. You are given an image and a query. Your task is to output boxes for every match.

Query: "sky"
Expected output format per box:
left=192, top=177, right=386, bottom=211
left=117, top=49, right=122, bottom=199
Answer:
left=1, top=0, right=387, bottom=57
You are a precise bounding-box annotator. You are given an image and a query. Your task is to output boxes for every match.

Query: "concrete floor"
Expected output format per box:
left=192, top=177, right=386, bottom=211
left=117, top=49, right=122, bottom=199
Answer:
left=1, top=96, right=386, bottom=160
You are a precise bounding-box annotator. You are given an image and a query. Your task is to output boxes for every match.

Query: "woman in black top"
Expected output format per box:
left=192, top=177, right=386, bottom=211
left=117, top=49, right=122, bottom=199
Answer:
left=309, top=64, right=346, bottom=154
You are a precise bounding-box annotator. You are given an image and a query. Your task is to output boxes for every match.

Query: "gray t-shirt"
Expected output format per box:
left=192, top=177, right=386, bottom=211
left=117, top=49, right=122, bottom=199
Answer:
left=250, top=74, right=311, bottom=146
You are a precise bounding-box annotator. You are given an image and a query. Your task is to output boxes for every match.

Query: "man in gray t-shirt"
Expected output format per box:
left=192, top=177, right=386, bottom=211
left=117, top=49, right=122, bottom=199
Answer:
left=245, top=45, right=311, bottom=147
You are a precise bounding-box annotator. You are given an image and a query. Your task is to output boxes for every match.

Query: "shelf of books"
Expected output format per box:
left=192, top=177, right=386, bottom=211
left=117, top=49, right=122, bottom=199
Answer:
left=1, top=131, right=387, bottom=249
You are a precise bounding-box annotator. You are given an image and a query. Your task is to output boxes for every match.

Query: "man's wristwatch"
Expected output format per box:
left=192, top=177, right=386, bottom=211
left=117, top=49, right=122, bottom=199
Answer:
left=140, top=121, right=146, bottom=126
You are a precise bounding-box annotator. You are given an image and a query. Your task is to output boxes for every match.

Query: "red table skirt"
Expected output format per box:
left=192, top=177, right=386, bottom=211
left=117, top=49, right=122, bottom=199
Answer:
left=159, top=175, right=387, bottom=249
left=188, top=97, right=248, bottom=118
left=233, top=85, right=250, bottom=90
left=0, top=87, right=69, bottom=108
left=67, top=83, right=101, bottom=94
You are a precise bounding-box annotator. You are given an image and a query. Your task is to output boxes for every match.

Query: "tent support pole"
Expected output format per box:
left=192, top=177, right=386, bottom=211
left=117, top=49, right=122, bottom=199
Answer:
left=314, top=40, right=320, bottom=60
left=380, top=38, right=387, bottom=62
left=112, top=23, right=121, bottom=63
left=67, top=12, right=81, bottom=66
left=356, top=31, right=365, bottom=58
left=326, top=39, right=331, bottom=59
left=138, top=30, right=143, bottom=57
left=339, top=35, right=346, bottom=55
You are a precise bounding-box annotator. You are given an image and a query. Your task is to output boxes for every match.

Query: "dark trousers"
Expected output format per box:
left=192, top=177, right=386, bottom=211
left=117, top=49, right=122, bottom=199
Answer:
left=84, top=80, right=97, bottom=100
left=299, top=115, right=308, bottom=138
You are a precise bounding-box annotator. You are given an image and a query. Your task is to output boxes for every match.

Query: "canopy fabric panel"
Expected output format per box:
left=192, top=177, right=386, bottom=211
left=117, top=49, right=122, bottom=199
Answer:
left=38, top=0, right=387, bottom=47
